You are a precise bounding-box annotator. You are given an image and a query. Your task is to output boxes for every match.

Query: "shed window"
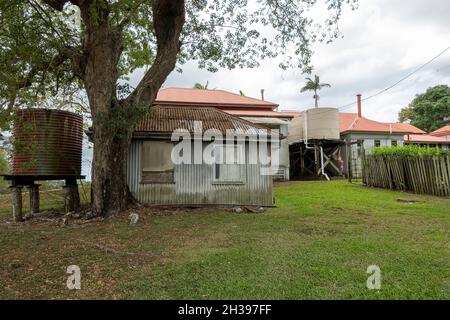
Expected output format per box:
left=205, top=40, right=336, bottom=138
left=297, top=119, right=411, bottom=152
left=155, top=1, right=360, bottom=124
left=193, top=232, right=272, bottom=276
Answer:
left=213, top=144, right=245, bottom=184
left=391, top=140, right=398, bottom=147
left=374, top=140, right=381, bottom=148
left=141, top=141, right=175, bottom=184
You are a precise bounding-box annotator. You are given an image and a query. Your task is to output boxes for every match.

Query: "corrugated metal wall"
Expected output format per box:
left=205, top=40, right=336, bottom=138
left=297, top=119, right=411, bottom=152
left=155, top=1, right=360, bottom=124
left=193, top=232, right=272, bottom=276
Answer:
left=127, top=140, right=274, bottom=206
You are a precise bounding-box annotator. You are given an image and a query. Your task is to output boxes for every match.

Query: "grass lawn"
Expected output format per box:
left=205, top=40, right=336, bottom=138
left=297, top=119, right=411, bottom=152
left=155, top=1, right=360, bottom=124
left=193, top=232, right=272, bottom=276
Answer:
left=0, top=180, right=449, bottom=299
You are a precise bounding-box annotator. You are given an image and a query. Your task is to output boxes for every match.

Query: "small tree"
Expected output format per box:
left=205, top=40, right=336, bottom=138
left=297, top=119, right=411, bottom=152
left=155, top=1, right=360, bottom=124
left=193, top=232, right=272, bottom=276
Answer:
left=300, top=75, right=331, bottom=108
left=399, top=85, right=450, bottom=132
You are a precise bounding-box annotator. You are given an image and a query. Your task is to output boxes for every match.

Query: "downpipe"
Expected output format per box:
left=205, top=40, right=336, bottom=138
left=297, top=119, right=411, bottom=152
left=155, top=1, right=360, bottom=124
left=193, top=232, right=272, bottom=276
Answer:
left=320, top=146, right=330, bottom=181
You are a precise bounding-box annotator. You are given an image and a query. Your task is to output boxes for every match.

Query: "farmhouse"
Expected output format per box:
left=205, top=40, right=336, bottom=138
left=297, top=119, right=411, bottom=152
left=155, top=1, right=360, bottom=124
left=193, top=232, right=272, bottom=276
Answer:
left=155, top=88, right=293, bottom=180
left=127, top=105, right=278, bottom=207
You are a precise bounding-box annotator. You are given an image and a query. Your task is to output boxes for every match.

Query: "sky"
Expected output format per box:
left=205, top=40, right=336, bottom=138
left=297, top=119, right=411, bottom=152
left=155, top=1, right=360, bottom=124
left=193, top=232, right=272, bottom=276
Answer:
left=129, top=0, right=450, bottom=123
left=82, top=0, right=450, bottom=179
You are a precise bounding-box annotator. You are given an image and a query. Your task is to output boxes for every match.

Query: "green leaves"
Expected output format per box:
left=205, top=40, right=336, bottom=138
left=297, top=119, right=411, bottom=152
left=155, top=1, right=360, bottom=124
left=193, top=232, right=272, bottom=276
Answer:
left=370, top=145, right=450, bottom=157
left=0, top=0, right=82, bottom=130
left=1, top=0, right=356, bottom=129
left=399, top=85, right=450, bottom=132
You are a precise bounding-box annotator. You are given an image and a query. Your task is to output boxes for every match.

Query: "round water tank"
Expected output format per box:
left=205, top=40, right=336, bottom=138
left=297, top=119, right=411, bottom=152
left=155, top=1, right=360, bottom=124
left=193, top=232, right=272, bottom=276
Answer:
left=305, top=107, right=339, bottom=140
left=12, top=109, right=83, bottom=176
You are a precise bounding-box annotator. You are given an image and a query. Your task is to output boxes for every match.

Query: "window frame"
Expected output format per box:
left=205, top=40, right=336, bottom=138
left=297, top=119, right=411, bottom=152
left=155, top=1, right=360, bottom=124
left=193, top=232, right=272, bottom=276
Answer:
left=212, top=143, right=246, bottom=185
left=374, top=140, right=381, bottom=148
left=140, top=140, right=175, bottom=184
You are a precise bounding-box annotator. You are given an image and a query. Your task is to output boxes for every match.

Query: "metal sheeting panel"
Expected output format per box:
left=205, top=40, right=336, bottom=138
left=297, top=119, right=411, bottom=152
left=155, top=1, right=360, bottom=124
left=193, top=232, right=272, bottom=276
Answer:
left=127, top=140, right=273, bottom=206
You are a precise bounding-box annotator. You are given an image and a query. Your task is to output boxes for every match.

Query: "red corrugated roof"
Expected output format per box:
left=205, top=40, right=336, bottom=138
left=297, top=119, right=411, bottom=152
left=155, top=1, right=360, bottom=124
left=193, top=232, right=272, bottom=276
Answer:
left=389, top=122, right=426, bottom=134
left=339, top=113, right=425, bottom=134
left=430, top=125, right=450, bottom=137
left=155, top=87, right=278, bottom=109
left=279, top=110, right=302, bottom=118
left=135, top=105, right=270, bottom=136
left=225, top=109, right=293, bottom=118
left=404, top=134, right=450, bottom=143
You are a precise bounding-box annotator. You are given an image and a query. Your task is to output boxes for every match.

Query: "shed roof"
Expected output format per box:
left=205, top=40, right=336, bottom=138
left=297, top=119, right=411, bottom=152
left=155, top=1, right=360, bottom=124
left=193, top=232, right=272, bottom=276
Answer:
left=135, top=106, right=272, bottom=137
left=155, top=87, right=278, bottom=109
left=430, top=125, right=450, bottom=137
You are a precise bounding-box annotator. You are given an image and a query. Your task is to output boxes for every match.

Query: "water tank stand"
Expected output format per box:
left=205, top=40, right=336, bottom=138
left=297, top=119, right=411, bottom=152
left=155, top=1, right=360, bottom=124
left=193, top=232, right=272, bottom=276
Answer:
left=63, top=178, right=80, bottom=213
left=10, top=186, right=23, bottom=222
left=1, top=175, right=84, bottom=221
left=27, top=184, right=40, bottom=215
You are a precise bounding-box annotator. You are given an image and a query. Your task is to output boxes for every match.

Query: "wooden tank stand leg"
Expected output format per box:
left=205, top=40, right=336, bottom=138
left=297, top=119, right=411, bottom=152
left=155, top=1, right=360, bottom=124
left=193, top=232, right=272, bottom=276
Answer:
left=11, top=186, right=23, bottom=222
left=63, top=179, right=80, bottom=213
left=27, top=184, right=40, bottom=214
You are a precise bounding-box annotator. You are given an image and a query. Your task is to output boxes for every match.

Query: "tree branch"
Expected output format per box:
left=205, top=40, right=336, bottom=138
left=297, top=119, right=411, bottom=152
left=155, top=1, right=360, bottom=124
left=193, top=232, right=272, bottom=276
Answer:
left=125, top=0, right=185, bottom=107
left=117, top=0, right=146, bottom=31
left=41, top=0, right=70, bottom=11
left=8, top=45, right=85, bottom=110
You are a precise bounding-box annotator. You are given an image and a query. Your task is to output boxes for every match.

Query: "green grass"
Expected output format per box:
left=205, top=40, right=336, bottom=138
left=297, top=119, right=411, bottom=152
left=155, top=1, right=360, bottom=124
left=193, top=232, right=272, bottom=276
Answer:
left=0, top=181, right=449, bottom=299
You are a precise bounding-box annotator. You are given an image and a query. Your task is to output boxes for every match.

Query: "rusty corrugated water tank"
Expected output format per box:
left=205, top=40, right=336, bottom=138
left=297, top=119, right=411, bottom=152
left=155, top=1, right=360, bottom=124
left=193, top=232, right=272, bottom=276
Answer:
left=12, top=109, right=83, bottom=176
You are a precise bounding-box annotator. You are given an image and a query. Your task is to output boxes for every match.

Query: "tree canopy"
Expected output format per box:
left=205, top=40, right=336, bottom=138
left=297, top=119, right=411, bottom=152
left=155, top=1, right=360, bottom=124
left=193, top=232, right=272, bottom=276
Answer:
left=399, top=85, right=450, bottom=132
left=1, top=0, right=357, bottom=123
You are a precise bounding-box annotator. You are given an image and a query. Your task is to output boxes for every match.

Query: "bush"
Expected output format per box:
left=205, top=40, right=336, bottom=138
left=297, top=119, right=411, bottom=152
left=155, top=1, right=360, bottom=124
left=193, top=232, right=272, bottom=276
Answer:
left=370, top=145, right=450, bottom=157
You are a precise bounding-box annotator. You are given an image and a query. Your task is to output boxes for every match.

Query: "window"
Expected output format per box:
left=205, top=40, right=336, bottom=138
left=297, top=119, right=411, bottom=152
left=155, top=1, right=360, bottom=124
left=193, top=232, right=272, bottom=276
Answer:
left=213, top=144, right=245, bottom=184
left=374, top=140, right=381, bottom=148
left=141, top=141, right=175, bottom=184
left=391, top=140, right=398, bottom=147
left=356, top=140, right=364, bottom=156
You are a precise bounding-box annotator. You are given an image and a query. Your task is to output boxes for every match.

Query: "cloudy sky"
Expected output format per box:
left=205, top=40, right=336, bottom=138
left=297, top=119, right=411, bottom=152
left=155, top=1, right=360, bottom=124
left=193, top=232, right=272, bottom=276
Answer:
left=131, top=0, right=450, bottom=123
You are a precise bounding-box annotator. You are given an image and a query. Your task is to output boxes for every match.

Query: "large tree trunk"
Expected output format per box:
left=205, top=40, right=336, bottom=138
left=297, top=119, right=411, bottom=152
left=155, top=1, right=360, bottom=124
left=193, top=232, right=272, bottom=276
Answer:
left=83, top=19, right=130, bottom=217
left=91, top=123, right=131, bottom=216
left=79, top=0, right=185, bottom=217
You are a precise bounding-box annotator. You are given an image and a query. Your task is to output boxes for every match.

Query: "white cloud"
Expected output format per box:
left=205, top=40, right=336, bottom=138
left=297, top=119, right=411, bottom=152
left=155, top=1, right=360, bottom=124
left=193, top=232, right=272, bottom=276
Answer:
left=128, top=0, right=450, bottom=123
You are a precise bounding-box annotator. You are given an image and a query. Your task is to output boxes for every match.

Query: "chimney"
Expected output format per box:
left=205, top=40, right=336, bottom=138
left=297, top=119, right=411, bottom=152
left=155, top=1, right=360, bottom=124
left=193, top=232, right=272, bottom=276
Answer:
left=260, top=89, right=265, bottom=101
left=357, top=94, right=362, bottom=118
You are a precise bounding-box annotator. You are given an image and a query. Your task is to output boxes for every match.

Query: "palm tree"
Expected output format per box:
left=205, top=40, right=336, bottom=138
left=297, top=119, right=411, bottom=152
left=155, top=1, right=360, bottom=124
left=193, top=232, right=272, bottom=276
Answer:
left=193, top=81, right=209, bottom=89
left=300, top=75, right=331, bottom=108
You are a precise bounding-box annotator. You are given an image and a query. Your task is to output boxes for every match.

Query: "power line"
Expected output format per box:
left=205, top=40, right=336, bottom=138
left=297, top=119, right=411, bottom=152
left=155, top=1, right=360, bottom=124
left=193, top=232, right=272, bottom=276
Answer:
left=339, top=45, right=450, bottom=110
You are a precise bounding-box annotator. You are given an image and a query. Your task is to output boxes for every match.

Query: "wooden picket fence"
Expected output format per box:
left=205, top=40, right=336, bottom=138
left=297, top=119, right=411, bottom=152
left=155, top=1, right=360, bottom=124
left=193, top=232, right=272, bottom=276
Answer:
left=363, top=155, right=450, bottom=197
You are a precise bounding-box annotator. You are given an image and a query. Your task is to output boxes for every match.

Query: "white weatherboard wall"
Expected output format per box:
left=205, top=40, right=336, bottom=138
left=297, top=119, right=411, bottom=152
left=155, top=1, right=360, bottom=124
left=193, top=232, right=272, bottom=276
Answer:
left=242, top=117, right=290, bottom=180
left=127, top=139, right=274, bottom=206
left=341, top=133, right=405, bottom=177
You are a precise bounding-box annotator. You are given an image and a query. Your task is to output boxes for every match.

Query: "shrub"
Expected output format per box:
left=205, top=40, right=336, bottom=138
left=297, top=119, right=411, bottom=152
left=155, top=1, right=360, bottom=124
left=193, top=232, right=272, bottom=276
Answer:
left=370, top=145, right=450, bottom=157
